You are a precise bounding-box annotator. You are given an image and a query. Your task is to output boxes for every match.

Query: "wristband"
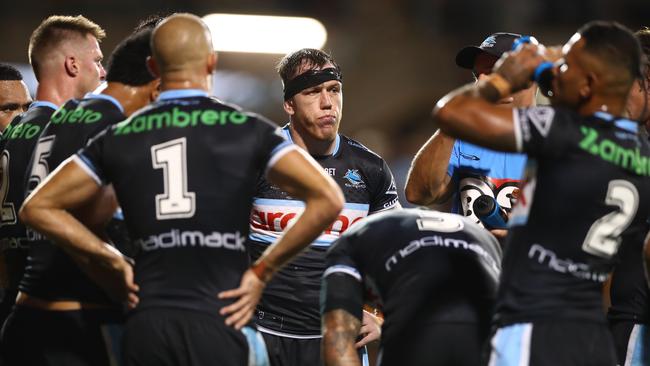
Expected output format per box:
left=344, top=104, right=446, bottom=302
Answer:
left=485, top=73, right=512, bottom=99
left=251, top=259, right=275, bottom=283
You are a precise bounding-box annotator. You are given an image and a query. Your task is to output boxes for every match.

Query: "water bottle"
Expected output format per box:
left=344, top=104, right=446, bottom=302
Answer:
left=473, top=195, right=508, bottom=229
left=512, top=35, right=554, bottom=98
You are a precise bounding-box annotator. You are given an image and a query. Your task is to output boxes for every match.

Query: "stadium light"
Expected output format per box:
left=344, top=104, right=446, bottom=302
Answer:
left=202, top=14, right=327, bottom=54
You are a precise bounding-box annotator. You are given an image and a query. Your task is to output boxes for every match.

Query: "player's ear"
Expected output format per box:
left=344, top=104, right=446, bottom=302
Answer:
left=581, top=71, right=596, bottom=100
left=207, top=52, right=218, bottom=74
left=283, top=98, right=295, bottom=116
left=148, top=78, right=161, bottom=102
left=64, top=56, right=78, bottom=77
left=146, top=56, right=160, bottom=78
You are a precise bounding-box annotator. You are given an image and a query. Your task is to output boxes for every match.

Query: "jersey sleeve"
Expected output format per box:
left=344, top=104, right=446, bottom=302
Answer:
left=74, top=127, right=110, bottom=186
left=513, top=106, right=576, bottom=158
left=369, top=159, right=401, bottom=213
left=321, top=232, right=364, bottom=320
left=254, top=116, right=295, bottom=173
left=447, top=139, right=461, bottom=177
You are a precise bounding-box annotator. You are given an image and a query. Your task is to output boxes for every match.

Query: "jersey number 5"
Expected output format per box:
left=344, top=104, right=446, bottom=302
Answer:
left=582, top=180, right=639, bottom=258
left=151, top=137, right=196, bottom=220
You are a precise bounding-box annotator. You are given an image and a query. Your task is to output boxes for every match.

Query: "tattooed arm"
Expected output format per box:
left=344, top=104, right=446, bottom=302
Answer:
left=322, top=309, right=362, bottom=366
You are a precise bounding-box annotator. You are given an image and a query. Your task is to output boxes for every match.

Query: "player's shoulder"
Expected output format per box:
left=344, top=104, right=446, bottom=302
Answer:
left=339, top=134, right=387, bottom=166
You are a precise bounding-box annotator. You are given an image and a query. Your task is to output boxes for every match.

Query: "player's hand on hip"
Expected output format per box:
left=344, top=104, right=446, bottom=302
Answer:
left=218, top=269, right=266, bottom=330
left=355, top=310, right=383, bottom=348
left=89, top=253, right=139, bottom=309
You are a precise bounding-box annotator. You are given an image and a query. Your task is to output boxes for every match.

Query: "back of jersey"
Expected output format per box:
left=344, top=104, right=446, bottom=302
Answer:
left=498, top=107, right=650, bottom=325
left=77, top=90, right=291, bottom=315
left=326, top=209, right=501, bottom=345
left=19, top=95, right=126, bottom=303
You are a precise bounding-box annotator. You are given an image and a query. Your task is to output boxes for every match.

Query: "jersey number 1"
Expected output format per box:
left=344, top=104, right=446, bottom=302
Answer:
left=151, top=137, right=196, bottom=220
left=582, top=180, right=639, bottom=258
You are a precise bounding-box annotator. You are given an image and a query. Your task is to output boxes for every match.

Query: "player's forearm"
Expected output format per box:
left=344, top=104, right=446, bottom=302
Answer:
left=404, top=130, right=454, bottom=206
left=323, top=310, right=362, bottom=366
left=433, top=79, right=518, bottom=152
left=253, top=191, right=343, bottom=281
left=20, top=205, right=123, bottom=270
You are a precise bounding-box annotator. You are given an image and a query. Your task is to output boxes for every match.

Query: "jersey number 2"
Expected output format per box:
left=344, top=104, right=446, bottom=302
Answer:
left=0, top=151, right=16, bottom=225
left=151, top=137, right=196, bottom=220
left=582, top=180, right=639, bottom=258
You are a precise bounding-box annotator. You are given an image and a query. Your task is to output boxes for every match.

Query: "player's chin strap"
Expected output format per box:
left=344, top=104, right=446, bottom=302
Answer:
left=283, top=67, right=343, bottom=100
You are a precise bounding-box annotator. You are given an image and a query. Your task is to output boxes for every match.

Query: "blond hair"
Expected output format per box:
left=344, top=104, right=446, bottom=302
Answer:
left=28, top=15, right=106, bottom=80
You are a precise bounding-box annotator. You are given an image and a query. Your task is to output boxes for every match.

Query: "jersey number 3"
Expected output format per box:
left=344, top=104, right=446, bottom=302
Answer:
left=582, top=180, right=639, bottom=258
left=151, top=137, right=196, bottom=220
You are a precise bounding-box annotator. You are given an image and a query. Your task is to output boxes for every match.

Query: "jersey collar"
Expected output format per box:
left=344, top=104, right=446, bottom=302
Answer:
left=84, top=92, right=125, bottom=114
left=594, top=111, right=638, bottom=134
left=158, top=89, right=208, bottom=101
left=281, top=124, right=341, bottom=157
left=29, top=100, right=58, bottom=111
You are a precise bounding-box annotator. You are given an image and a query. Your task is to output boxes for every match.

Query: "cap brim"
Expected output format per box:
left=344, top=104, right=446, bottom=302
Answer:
left=455, top=46, right=483, bottom=69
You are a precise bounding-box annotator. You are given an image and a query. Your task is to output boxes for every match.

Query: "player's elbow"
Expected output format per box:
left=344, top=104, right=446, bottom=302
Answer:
left=19, top=197, right=41, bottom=228
left=404, top=180, right=430, bottom=206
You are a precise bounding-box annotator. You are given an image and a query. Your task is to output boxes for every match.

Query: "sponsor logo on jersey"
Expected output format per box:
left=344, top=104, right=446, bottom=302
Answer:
left=343, top=169, right=365, bottom=188
left=249, top=199, right=369, bottom=246
left=323, top=167, right=336, bottom=176
left=51, top=105, right=102, bottom=124
left=3, top=122, right=41, bottom=140
left=528, top=243, right=608, bottom=282
left=136, top=229, right=246, bottom=252
left=385, top=235, right=500, bottom=277
left=114, top=107, right=249, bottom=136
left=579, top=126, right=650, bottom=176
left=0, top=237, right=29, bottom=250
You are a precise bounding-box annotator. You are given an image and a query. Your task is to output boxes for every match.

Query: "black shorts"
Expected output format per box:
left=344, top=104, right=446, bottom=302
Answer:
left=0, top=305, right=120, bottom=366
left=260, top=331, right=322, bottom=366
left=123, top=308, right=269, bottom=366
left=609, top=320, right=650, bottom=366
left=378, top=322, right=486, bottom=366
left=487, top=321, right=617, bottom=366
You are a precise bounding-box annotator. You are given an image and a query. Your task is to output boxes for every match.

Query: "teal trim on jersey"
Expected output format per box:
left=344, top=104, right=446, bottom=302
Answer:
left=628, top=324, right=650, bottom=366
left=281, top=125, right=341, bottom=156
left=158, top=89, right=208, bottom=100
left=241, top=327, right=270, bottom=366
left=84, top=92, right=125, bottom=114
left=249, top=232, right=333, bottom=246
left=253, top=198, right=370, bottom=211
left=490, top=323, right=532, bottom=366
left=594, top=111, right=638, bottom=134
left=29, top=101, right=58, bottom=111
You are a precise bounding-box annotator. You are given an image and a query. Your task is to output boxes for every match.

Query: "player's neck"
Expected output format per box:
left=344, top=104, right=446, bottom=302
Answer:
left=288, top=123, right=337, bottom=156
left=102, top=82, right=148, bottom=117
left=34, top=79, right=77, bottom=107
left=578, top=95, right=626, bottom=117
left=159, top=71, right=211, bottom=93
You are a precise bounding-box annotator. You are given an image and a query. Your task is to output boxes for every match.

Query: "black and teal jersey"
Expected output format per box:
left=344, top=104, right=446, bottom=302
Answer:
left=76, top=89, right=293, bottom=316
left=322, top=209, right=501, bottom=346
left=248, top=126, right=400, bottom=336
left=18, top=93, right=127, bottom=303
left=496, top=107, right=650, bottom=326
left=0, top=101, right=57, bottom=295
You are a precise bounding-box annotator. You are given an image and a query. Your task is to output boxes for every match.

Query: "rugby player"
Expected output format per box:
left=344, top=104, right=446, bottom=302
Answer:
left=1, top=21, right=161, bottom=366
left=0, top=15, right=105, bottom=365
left=247, top=48, right=400, bottom=366
left=607, top=27, right=650, bottom=366
left=0, top=63, right=31, bottom=132
left=433, top=21, right=649, bottom=364
left=321, top=209, right=501, bottom=366
left=19, top=13, right=344, bottom=366
left=406, top=32, right=535, bottom=236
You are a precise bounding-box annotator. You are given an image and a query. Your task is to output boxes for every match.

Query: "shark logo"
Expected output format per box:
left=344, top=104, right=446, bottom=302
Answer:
left=480, top=36, right=497, bottom=49
left=344, top=169, right=366, bottom=188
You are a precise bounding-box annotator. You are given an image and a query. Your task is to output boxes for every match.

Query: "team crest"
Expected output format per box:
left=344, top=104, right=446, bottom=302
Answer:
left=343, top=169, right=366, bottom=188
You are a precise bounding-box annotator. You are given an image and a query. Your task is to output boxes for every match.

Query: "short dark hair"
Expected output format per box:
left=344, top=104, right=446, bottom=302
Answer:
left=133, top=14, right=167, bottom=33
left=105, top=27, right=155, bottom=86
left=29, top=15, right=105, bottom=80
left=277, top=48, right=341, bottom=85
left=578, top=21, right=642, bottom=87
left=636, top=27, right=650, bottom=75
left=0, top=63, right=23, bottom=81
